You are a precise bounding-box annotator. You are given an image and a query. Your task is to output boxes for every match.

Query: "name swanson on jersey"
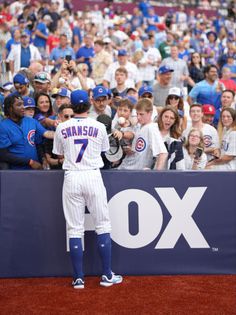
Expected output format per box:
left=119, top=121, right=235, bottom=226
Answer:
left=61, top=125, right=99, bottom=139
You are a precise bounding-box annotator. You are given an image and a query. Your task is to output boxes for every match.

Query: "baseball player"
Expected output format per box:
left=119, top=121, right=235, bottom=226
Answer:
left=52, top=89, right=123, bottom=289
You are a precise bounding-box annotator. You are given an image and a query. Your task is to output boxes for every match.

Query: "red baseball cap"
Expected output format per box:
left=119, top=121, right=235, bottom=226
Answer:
left=156, top=23, right=166, bottom=31
left=202, top=104, right=216, bottom=115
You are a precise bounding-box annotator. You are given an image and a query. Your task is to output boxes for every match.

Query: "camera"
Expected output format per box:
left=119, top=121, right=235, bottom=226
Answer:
left=194, top=147, right=203, bottom=159
left=65, top=55, right=72, bottom=63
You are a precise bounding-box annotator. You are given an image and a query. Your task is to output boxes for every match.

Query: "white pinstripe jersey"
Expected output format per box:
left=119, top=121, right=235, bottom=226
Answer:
left=53, top=117, right=109, bottom=170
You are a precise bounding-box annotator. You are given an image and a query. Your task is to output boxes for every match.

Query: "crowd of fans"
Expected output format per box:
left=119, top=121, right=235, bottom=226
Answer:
left=0, top=0, right=235, bottom=171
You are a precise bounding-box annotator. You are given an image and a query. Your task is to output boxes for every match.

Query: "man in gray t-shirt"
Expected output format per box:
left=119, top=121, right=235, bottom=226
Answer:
left=153, top=65, right=174, bottom=107
left=160, top=45, right=189, bottom=89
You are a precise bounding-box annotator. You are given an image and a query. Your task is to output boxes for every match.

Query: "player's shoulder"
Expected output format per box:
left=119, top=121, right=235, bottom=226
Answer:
left=86, top=117, right=107, bottom=131
left=56, top=117, right=107, bottom=133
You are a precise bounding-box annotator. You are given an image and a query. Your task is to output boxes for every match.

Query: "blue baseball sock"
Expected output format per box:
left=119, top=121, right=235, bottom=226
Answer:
left=97, top=233, right=112, bottom=279
left=69, top=238, right=84, bottom=281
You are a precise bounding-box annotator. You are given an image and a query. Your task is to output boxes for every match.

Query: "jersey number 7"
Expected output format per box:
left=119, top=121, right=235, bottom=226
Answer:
left=74, top=139, right=88, bottom=162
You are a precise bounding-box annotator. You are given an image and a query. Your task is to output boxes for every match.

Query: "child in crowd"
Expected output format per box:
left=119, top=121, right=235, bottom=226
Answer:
left=111, top=98, right=136, bottom=166
left=118, top=98, right=167, bottom=170
left=23, top=96, right=36, bottom=118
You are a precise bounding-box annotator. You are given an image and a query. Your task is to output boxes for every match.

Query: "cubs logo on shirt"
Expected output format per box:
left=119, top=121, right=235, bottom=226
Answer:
left=221, top=140, right=229, bottom=152
left=203, top=135, right=213, bottom=148
left=27, top=130, right=36, bottom=146
left=135, top=137, right=146, bottom=152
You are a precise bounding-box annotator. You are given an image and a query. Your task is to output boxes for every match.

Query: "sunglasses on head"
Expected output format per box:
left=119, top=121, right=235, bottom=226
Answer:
left=169, top=95, right=179, bottom=100
left=64, top=114, right=74, bottom=119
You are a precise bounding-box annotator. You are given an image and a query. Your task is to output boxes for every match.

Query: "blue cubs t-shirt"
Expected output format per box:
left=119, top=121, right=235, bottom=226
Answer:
left=0, top=117, right=47, bottom=169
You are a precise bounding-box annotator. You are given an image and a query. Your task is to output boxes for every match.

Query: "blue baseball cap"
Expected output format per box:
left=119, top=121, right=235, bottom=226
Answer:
left=93, top=86, right=108, bottom=100
left=118, top=49, right=127, bottom=56
left=206, top=31, right=217, bottom=41
left=71, top=89, right=89, bottom=106
left=51, top=87, right=71, bottom=98
left=158, top=66, right=174, bottom=74
left=23, top=96, right=35, bottom=108
left=13, top=73, right=29, bottom=85
left=138, top=86, right=153, bottom=97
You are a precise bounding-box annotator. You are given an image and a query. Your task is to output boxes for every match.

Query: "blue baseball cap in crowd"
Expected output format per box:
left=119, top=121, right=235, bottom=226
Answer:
left=138, top=86, right=153, bottom=97
left=51, top=87, right=71, bottom=99
left=71, top=89, right=89, bottom=106
left=93, top=86, right=108, bottom=99
left=13, top=73, right=29, bottom=85
left=206, top=31, right=217, bottom=41
left=158, top=66, right=174, bottom=74
left=23, top=96, right=35, bottom=108
left=118, top=49, right=127, bottom=56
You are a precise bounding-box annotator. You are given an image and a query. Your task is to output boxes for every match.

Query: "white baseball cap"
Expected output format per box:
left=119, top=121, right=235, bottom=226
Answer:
left=168, top=87, right=183, bottom=97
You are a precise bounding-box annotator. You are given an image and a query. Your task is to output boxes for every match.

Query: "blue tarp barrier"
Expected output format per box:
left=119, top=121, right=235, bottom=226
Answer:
left=0, top=171, right=235, bottom=277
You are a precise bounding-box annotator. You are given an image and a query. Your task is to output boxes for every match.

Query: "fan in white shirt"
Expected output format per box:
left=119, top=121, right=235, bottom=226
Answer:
left=207, top=108, right=236, bottom=171
left=182, top=103, right=220, bottom=161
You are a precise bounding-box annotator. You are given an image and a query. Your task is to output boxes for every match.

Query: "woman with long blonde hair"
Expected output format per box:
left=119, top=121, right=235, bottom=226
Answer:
left=207, top=108, right=236, bottom=170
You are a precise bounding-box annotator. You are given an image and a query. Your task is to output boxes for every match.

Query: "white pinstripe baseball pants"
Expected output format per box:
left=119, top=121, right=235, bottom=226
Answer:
left=62, top=169, right=111, bottom=238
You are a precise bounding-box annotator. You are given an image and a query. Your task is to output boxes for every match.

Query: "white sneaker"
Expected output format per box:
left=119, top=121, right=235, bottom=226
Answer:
left=100, top=272, right=123, bottom=287
left=72, top=278, right=85, bottom=289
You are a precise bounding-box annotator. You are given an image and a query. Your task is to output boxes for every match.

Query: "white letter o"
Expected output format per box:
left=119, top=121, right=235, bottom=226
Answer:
left=109, top=189, right=163, bottom=249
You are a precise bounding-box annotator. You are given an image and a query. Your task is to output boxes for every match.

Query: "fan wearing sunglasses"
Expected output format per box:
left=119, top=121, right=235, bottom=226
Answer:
left=165, top=87, right=187, bottom=132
